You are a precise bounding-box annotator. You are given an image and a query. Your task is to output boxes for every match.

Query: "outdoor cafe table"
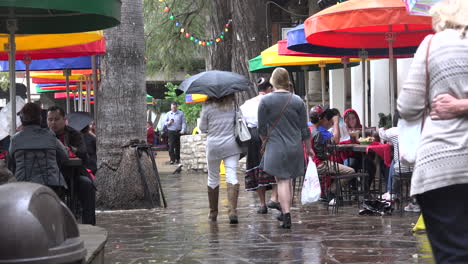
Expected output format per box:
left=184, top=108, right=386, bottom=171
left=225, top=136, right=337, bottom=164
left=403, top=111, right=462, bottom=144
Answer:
left=335, top=143, right=393, bottom=197
left=63, top=157, right=82, bottom=217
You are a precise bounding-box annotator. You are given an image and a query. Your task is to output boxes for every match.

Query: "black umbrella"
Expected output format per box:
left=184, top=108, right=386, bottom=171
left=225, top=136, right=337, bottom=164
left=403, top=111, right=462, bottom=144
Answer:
left=178, top=70, right=251, bottom=98
left=66, top=112, right=93, bottom=132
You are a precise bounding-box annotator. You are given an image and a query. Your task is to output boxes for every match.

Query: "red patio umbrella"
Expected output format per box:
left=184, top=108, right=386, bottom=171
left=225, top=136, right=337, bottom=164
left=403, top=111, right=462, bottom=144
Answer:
left=304, top=0, right=433, bottom=134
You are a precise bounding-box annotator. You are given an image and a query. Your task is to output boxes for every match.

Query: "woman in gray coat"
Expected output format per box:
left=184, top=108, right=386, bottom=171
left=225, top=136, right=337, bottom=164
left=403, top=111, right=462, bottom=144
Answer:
left=258, top=67, right=313, bottom=228
left=199, top=94, right=242, bottom=224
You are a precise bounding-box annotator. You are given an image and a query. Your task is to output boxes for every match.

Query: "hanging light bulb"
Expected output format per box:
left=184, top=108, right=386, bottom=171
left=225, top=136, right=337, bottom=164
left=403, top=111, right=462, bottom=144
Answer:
left=164, top=6, right=169, bottom=12
left=169, top=15, right=174, bottom=20
left=180, top=28, right=185, bottom=33
left=175, top=22, right=180, bottom=27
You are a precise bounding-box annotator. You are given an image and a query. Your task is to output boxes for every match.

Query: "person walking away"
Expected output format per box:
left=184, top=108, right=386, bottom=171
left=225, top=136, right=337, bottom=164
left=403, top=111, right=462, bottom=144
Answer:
left=8, top=103, right=68, bottom=194
left=258, top=67, right=313, bottom=229
left=397, top=1, right=468, bottom=262
left=240, top=77, right=280, bottom=214
left=147, top=121, right=155, bottom=145
left=47, top=106, right=96, bottom=225
left=199, top=94, right=243, bottom=224
left=164, top=102, right=186, bottom=164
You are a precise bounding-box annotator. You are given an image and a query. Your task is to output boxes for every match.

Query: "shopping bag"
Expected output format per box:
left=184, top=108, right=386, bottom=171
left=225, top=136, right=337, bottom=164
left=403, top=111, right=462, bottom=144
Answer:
left=301, top=159, right=321, bottom=205
left=398, top=119, right=422, bottom=164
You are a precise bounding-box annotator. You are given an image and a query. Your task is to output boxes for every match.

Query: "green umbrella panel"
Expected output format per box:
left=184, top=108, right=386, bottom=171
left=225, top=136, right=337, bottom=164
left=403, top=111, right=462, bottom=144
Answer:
left=0, top=0, right=121, bottom=34
left=248, top=55, right=358, bottom=73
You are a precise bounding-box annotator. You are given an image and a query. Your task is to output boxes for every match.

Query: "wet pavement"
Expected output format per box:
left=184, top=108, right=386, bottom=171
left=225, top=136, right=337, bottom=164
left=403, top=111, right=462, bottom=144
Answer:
left=97, top=152, right=434, bottom=264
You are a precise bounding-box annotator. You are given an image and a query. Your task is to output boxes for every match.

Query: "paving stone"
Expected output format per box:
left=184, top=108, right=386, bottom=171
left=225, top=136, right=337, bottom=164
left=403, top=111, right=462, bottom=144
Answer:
left=97, top=152, right=434, bottom=264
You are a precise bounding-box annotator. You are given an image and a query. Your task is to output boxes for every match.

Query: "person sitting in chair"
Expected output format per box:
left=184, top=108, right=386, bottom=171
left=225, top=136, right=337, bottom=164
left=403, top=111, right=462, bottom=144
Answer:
left=8, top=103, right=68, bottom=193
left=310, top=106, right=355, bottom=206
left=47, top=106, right=96, bottom=225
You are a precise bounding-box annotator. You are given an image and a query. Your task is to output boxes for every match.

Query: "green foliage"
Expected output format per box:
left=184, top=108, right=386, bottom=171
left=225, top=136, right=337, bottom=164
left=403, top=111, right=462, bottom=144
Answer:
left=164, top=82, right=201, bottom=126
left=0, top=72, right=9, bottom=91
left=378, top=113, right=393, bottom=129
left=143, top=0, right=207, bottom=75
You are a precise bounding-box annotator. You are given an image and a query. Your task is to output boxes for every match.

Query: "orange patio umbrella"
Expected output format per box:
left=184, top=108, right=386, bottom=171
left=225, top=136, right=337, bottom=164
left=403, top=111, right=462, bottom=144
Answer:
left=304, top=0, right=433, bottom=133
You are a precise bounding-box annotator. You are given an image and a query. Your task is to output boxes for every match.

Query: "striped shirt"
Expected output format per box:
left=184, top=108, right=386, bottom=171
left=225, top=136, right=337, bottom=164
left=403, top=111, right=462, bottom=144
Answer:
left=378, top=127, right=411, bottom=174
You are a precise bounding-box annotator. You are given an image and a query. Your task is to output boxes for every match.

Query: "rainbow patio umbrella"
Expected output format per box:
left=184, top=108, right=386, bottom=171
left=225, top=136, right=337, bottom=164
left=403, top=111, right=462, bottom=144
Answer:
left=404, top=0, right=441, bottom=16
left=260, top=43, right=361, bottom=105
left=31, top=70, right=97, bottom=112
left=185, top=94, right=208, bottom=103
left=285, top=25, right=417, bottom=58
left=0, top=0, right=120, bottom=135
left=304, top=0, right=433, bottom=134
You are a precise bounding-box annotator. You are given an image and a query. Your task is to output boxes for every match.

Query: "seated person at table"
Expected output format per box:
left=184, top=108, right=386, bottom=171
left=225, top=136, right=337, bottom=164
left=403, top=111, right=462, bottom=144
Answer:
left=47, top=106, right=96, bottom=225
left=378, top=113, right=419, bottom=212
left=8, top=103, right=68, bottom=193
left=343, top=108, right=362, bottom=167
left=329, top=108, right=350, bottom=142
left=310, top=106, right=355, bottom=205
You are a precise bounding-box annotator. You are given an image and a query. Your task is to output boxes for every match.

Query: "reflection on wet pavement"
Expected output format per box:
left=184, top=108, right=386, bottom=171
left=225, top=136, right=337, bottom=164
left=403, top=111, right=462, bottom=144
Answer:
left=97, top=152, right=434, bottom=264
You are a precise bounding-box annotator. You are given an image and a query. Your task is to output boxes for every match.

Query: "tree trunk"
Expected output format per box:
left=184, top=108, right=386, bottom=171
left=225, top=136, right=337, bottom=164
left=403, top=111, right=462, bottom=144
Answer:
left=205, top=0, right=232, bottom=71
left=95, top=0, right=159, bottom=209
left=230, top=0, right=269, bottom=102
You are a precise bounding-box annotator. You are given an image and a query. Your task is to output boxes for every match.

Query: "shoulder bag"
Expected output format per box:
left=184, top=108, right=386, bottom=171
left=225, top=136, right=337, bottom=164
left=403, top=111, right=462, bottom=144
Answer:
left=234, top=103, right=251, bottom=146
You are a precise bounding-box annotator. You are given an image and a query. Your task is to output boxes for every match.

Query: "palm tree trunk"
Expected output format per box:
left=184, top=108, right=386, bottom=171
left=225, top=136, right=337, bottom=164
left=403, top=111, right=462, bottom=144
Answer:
left=95, top=0, right=160, bottom=209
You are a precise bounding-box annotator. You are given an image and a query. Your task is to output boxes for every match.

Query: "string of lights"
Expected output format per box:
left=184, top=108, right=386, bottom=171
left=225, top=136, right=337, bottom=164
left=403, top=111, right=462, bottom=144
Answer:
left=160, top=0, right=232, bottom=47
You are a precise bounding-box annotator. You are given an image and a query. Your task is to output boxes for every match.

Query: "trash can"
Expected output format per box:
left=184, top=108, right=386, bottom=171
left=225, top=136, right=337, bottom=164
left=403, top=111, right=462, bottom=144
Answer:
left=0, top=182, right=87, bottom=264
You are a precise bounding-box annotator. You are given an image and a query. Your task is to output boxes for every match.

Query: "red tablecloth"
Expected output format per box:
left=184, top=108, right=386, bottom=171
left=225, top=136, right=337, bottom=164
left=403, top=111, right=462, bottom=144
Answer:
left=337, top=141, right=392, bottom=167
left=366, top=142, right=392, bottom=167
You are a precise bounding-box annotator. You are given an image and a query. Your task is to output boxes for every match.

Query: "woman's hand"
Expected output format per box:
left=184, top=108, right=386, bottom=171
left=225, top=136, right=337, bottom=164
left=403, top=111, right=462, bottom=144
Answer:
left=430, top=94, right=465, bottom=120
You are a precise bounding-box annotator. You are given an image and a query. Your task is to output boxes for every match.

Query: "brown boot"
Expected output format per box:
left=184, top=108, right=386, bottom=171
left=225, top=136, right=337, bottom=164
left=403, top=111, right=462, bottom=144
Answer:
left=227, top=183, right=240, bottom=224
left=207, top=186, right=219, bottom=221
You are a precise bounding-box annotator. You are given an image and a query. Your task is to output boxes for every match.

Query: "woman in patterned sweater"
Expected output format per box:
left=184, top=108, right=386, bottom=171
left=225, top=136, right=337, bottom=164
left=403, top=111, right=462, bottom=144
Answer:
left=397, top=1, right=468, bottom=262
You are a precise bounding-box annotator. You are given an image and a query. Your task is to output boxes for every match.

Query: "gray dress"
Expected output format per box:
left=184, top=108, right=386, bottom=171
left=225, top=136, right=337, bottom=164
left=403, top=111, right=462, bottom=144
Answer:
left=258, top=92, right=310, bottom=179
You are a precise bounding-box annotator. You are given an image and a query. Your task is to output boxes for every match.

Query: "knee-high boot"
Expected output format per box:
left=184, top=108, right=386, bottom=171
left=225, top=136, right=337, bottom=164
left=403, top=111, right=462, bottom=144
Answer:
left=227, top=183, right=240, bottom=224
left=207, top=186, right=219, bottom=221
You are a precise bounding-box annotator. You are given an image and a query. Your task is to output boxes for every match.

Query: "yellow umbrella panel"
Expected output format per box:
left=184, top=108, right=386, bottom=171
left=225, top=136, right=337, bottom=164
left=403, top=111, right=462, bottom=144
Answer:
left=31, top=72, right=90, bottom=81
left=0, top=31, right=103, bottom=52
left=261, top=44, right=363, bottom=105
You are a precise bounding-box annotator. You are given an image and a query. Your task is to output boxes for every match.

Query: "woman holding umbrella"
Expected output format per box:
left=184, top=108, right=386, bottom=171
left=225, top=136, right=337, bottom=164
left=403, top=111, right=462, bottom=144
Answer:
left=258, top=67, right=313, bottom=229
left=199, top=94, right=243, bottom=224
left=180, top=70, right=251, bottom=224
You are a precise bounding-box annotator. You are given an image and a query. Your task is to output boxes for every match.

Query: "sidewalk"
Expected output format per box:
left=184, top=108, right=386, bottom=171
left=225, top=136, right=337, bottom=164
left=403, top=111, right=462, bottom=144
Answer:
left=97, top=151, right=433, bottom=264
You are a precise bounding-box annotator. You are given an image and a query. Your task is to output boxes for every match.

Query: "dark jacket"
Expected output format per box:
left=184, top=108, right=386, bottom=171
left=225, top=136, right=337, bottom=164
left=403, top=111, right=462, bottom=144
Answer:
left=83, top=134, right=97, bottom=173
left=8, top=125, right=68, bottom=187
left=59, top=126, right=89, bottom=163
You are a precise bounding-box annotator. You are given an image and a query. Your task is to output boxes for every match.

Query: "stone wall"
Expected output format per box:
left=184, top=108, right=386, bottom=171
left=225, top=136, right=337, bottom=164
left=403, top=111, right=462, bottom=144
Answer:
left=180, top=134, right=246, bottom=173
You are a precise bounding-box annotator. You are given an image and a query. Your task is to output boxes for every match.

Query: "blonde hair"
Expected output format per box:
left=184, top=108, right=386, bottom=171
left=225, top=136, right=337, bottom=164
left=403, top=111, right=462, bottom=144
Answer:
left=270, top=67, right=290, bottom=91
left=203, top=94, right=235, bottom=111
left=430, top=0, right=468, bottom=37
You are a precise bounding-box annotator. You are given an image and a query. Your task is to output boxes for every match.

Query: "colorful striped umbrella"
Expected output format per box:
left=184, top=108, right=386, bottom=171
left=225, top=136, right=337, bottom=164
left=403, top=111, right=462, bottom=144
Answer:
left=304, top=0, right=433, bottom=131
left=185, top=94, right=208, bottom=103
left=404, top=0, right=441, bottom=16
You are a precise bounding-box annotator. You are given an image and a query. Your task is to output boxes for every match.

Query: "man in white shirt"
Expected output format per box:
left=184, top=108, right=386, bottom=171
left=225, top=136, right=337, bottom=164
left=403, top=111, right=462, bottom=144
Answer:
left=164, top=102, right=186, bottom=164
